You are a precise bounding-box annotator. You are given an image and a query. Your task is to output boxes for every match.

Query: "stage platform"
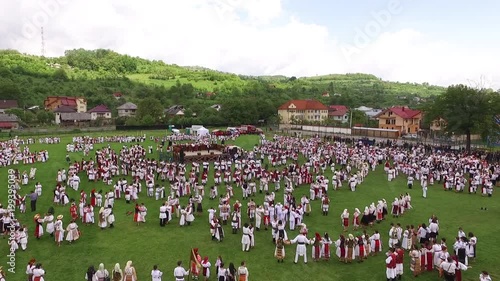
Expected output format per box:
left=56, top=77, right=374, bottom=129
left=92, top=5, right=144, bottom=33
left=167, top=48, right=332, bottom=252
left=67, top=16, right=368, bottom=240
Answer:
left=173, top=150, right=228, bottom=163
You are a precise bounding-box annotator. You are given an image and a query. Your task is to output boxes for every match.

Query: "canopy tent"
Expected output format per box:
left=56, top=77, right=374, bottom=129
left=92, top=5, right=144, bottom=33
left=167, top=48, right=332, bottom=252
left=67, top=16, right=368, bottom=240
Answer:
left=190, top=126, right=209, bottom=137
left=197, top=127, right=209, bottom=136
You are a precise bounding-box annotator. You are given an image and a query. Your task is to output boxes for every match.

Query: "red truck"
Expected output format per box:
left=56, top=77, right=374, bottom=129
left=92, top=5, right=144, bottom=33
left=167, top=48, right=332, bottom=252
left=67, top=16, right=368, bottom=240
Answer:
left=238, top=125, right=263, bottom=135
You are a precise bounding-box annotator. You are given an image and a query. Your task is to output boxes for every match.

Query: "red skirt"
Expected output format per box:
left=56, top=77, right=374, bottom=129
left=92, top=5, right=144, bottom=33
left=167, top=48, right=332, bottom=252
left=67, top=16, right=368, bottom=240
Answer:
left=324, top=244, right=330, bottom=258
left=340, top=247, right=346, bottom=258
left=343, top=218, right=349, bottom=227
left=134, top=213, right=139, bottom=222
left=374, top=240, right=380, bottom=252
left=426, top=252, right=433, bottom=271
left=264, top=216, right=270, bottom=225
left=314, top=246, right=321, bottom=259
left=358, top=245, right=365, bottom=257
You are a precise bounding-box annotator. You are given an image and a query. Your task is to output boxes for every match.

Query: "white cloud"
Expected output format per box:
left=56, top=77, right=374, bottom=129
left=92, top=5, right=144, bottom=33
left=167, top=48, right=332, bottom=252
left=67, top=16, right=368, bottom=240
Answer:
left=1, top=0, right=498, bottom=88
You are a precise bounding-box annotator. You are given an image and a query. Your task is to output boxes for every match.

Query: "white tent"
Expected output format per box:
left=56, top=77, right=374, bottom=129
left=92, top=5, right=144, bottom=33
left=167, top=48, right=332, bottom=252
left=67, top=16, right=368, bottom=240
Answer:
left=195, top=126, right=209, bottom=137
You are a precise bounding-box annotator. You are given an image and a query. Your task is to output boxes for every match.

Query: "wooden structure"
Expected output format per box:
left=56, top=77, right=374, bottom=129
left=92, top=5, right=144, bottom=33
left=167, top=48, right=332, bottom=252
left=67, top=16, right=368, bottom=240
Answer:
left=172, top=144, right=230, bottom=163
left=351, top=127, right=400, bottom=139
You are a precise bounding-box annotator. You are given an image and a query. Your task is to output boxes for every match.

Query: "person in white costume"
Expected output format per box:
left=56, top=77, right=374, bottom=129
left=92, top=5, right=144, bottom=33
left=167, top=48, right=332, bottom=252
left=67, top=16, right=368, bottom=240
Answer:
left=290, top=232, right=310, bottom=264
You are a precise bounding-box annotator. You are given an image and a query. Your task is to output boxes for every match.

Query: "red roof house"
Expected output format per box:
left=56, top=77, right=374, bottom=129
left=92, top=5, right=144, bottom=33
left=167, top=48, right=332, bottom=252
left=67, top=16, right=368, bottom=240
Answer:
left=88, top=104, right=112, bottom=120
left=376, top=106, right=422, bottom=134
left=328, top=105, right=349, bottom=123
left=0, top=100, right=19, bottom=112
left=44, top=96, right=87, bottom=112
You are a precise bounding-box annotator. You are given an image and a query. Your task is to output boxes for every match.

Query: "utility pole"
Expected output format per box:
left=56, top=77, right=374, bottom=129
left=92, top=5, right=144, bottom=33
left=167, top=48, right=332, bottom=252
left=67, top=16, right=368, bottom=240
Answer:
left=41, top=27, right=45, bottom=57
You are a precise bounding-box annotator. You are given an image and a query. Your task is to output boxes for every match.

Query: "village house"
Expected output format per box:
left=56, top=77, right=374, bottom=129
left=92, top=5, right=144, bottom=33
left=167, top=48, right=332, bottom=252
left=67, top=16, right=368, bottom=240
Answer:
left=376, top=106, right=422, bottom=134
left=55, top=112, right=91, bottom=126
left=44, top=96, right=87, bottom=112
left=430, top=117, right=447, bottom=133
left=355, top=106, right=383, bottom=120
left=117, top=102, right=137, bottom=117
left=88, top=104, right=112, bottom=120
left=113, top=92, right=123, bottom=100
left=0, top=114, right=20, bottom=129
left=164, top=105, right=185, bottom=117
left=328, top=105, right=349, bottom=123
left=278, top=99, right=329, bottom=124
left=0, top=100, right=19, bottom=114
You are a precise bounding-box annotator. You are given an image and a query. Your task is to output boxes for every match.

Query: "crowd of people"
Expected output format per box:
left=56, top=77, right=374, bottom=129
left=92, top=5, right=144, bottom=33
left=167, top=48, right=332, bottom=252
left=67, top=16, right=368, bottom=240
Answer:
left=383, top=214, right=483, bottom=281
left=0, top=137, right=50, bottom=167
left=1, top=132, right=498, bottom=281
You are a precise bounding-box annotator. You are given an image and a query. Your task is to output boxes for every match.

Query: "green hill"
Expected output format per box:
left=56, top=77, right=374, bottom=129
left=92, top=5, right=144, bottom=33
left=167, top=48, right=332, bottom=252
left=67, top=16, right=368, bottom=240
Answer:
left=0, top=48, right=446, bottom=126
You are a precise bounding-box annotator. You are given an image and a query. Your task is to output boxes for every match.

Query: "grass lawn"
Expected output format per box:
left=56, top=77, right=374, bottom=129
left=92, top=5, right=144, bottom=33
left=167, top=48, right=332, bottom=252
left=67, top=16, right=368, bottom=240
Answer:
left=1, top=132, right=498, bottom=281
left=127, top=74, right=246, bottom=92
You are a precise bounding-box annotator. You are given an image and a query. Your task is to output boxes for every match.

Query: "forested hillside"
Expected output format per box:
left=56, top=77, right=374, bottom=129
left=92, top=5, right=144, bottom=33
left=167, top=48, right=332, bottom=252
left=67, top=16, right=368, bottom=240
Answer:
left=0, top=49, right=446, bottom=126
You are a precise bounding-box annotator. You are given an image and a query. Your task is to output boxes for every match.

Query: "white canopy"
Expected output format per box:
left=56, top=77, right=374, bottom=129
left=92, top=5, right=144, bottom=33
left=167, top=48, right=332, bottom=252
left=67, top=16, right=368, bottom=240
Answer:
left=195, top=127, right=209, bottom=136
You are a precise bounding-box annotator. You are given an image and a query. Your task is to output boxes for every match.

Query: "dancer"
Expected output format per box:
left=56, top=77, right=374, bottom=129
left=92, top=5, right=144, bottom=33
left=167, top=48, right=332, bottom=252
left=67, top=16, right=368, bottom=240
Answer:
left=290, top=232, right=310, bottom=264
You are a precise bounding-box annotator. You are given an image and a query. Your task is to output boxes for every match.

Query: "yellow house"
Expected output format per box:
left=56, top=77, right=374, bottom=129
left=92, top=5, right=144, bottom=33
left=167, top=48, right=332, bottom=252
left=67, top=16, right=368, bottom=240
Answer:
left=430, top=117, right=447, bottom=132
left=278, top=100, right=329, bottom=124
left=44, top=96, right=87, bottom=112
left=376, top=106, right=422, bottom=134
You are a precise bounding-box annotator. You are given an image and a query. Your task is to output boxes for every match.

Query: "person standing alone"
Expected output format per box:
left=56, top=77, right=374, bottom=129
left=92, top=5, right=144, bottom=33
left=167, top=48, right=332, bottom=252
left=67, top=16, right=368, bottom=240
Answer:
left=30, top=191, right=38, bottom=212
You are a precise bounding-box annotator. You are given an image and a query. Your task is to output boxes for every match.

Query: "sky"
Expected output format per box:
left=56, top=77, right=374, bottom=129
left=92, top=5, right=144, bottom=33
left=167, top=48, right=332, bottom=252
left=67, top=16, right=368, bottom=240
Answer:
left=0, top=0, right=499, bottom=88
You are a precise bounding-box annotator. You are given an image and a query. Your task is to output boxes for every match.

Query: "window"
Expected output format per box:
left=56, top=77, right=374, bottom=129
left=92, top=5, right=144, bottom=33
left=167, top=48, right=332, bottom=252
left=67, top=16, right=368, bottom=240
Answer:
left=391, top=119, right=396, bottom=125
left=385, top=119, right=391, bottom=124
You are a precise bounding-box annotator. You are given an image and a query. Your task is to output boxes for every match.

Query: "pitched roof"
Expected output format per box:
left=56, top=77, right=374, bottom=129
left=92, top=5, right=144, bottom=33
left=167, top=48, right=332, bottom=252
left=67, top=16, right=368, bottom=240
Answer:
left=378, top=106, right=421, bottom=119
left=88, top=104, right=111, bottom=113
left=60, top=99, right=77, bottom=106
left=164, top=105, right=185, bottom=115
left=355, top=106, right=373, bottom=111
left=0, top=100, right=18, bottom=109
left=117, top=102, right=137, bottom=110
left=45, top=96, right=86, bottom=107
left=278, top=100, right=328, bottom=111
left=0, top=114, right=20, bottom=122
left=328, top=105, right=349, bottom=116
left=60, top=112, right=92, bottom=121
left=54, top=105, right=77, bottom=113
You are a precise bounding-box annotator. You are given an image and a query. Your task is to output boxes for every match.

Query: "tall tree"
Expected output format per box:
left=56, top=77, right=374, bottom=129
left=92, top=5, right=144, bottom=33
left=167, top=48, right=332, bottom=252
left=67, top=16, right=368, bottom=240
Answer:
left=425, top=84, right=500, bottom=152
left=136, top=97, right=164, bottom=123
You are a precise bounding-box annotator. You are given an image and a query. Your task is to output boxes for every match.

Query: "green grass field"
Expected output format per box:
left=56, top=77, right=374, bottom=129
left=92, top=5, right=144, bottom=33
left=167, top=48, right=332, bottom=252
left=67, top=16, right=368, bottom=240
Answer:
left=127, top=74, right=246, bottom=92
left=1, top=132, right=498, bottom=281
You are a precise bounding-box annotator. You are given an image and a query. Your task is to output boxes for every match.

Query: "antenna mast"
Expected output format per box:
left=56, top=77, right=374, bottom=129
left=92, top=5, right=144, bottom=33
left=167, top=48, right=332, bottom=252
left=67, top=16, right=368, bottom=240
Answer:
left=41, top=27, right=45, bottom=57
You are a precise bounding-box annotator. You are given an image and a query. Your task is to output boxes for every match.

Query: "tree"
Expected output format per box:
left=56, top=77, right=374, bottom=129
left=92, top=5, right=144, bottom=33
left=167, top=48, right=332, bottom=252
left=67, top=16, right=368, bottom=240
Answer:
left=136, top=97, right=164, bottom=123
left=53, top=69, right=69, bottom=81
left=141, top=115, right=155, bottom=125
left=425, top=84, right=500, bottom=152
left=0, top=78, right=21, bottom=100
left=36, top=110, right=51, bottom=124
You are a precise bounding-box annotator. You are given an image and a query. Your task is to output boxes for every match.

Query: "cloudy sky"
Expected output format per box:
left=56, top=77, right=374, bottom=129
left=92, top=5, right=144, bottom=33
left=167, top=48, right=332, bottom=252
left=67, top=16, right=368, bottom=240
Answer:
left=1, top=0, right=499, bottom=87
